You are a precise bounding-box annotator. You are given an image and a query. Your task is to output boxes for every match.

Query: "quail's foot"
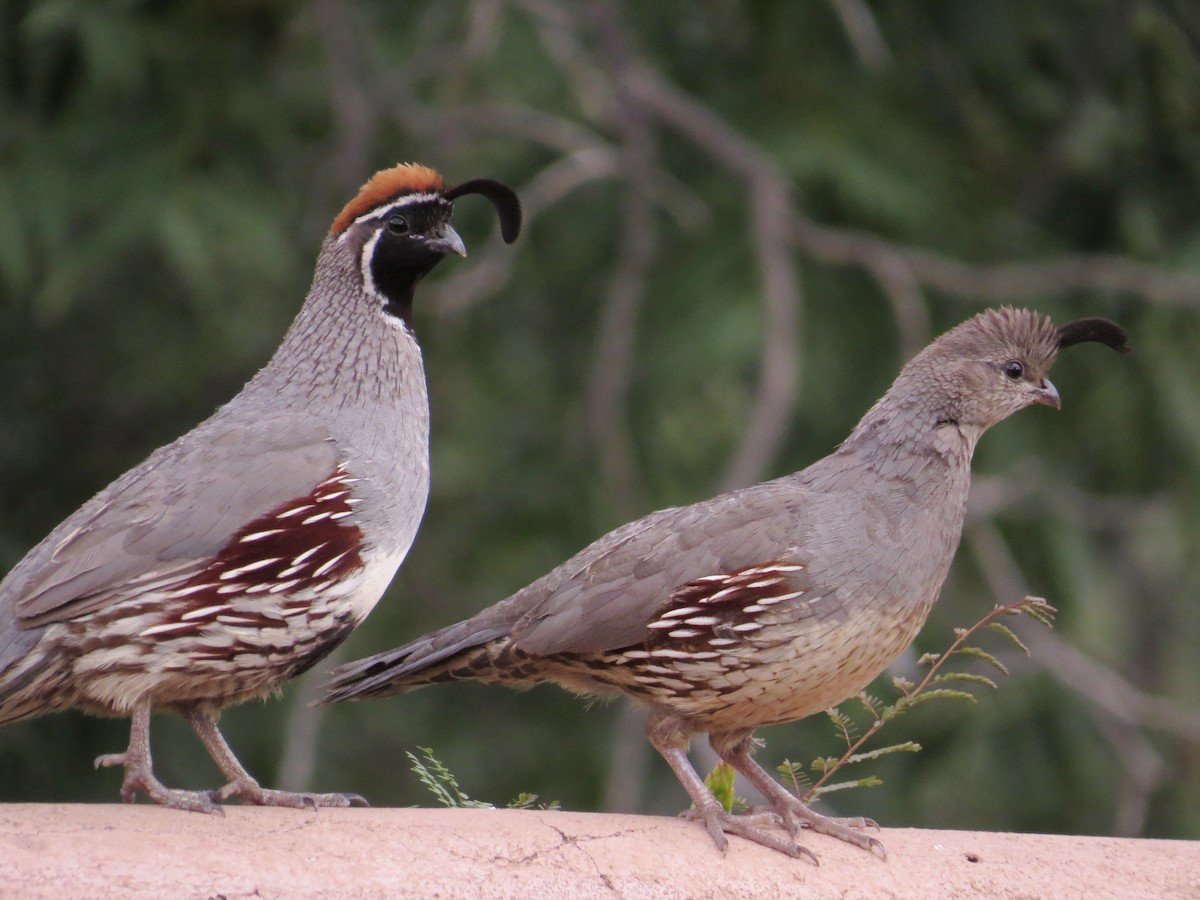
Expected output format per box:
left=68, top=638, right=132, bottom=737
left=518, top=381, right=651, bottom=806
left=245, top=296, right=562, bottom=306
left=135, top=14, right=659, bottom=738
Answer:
left=657, top=740, right=822, bottom=861
left=184, top=703, right=366, bottom=810
left=95, top=702, right=221, bottom=813
left=724, top=743, right=886, bottom=858
left=210, top=778, right=366, bottom=809
left=764, top=801, right=884, bottom=857
left=683, top=801, right=819, bottom=863
left=93, top=750, right=220, bottom=813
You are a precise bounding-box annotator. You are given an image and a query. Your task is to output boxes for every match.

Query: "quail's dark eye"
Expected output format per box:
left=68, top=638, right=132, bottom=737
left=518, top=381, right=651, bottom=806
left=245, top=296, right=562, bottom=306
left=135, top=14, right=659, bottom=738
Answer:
left=386, top=215, right=410, bottom=235
left=1003, top=361, right=1024, bottom=380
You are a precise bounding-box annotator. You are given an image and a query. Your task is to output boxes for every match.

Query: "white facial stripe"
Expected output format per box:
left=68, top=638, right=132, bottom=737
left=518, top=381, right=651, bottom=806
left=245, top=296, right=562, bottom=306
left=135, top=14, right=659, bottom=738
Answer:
left=336, top=192, right=446, bottom=243
left=358, top=225, right=416, bottom=333
left=362, top=193, right=444, bottom=225
left=359, top=228, right=384, bottom=302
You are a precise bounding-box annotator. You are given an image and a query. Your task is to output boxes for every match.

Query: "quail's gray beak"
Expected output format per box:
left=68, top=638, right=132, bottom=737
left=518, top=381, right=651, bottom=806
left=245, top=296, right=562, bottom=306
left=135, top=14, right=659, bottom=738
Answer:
left=430, top=225, right=467, bottom=258
left=1032, top=378, right=1061, bottom=409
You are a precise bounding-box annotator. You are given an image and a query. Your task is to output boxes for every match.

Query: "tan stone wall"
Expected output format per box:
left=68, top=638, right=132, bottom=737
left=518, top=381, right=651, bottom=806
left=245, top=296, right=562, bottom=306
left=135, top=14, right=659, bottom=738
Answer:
left=2, top=805, right=1194, bottom=899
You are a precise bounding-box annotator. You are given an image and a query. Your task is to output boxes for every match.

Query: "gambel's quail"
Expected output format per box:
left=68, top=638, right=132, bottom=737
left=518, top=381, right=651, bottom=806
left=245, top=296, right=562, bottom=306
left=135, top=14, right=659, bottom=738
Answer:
left=322, top=307, right=1128, bottom=857
left=0, top=163, right=521, bottom=811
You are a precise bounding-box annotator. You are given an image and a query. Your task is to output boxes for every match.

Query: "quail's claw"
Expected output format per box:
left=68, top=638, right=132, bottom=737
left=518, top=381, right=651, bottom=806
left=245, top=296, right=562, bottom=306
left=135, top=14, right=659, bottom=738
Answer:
left=213, top=777, right=362, bottom=810
left=684, top=802, right=820, bottom=863
left=95, top=748, right=222, bottom=814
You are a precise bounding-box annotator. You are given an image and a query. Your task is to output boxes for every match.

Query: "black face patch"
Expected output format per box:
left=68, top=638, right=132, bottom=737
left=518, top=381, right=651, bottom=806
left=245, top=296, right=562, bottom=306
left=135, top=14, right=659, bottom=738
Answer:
left=365, top=199, right=454, bottom=320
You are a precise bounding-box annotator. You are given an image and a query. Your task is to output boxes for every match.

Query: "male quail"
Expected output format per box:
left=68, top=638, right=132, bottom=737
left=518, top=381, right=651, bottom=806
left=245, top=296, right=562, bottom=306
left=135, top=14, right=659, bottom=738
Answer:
left=0, top=162, right=521, bottom=812
left=322, top=307, right=1128, bottom=857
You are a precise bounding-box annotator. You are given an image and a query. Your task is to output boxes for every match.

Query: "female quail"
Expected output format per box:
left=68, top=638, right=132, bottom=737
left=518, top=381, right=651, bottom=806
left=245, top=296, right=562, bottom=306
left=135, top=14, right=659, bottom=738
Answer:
left=323, top=307, right=1127, bottom=858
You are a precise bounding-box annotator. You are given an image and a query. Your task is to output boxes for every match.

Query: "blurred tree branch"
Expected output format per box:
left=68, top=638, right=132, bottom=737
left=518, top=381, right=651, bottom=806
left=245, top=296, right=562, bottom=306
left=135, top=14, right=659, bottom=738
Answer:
left=967, top=520, right=1200, bottom=836
left=583, top=0, right=804, bottom=492
left=792, top=210, right=1200, bottom=308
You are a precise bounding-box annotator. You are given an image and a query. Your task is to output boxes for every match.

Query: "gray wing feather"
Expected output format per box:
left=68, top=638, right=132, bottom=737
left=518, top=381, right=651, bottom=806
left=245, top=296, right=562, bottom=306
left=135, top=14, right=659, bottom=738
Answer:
left=510, top=480, right=835, bottom=655
left=4, top=415, right=338, bottom=628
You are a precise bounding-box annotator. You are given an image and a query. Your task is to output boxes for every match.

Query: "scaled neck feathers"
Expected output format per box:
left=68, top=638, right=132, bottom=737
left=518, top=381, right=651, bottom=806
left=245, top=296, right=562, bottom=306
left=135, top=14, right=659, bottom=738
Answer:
left=840, top=359, right=977, bottom=469
left=240, top=236, right=422, bottom=412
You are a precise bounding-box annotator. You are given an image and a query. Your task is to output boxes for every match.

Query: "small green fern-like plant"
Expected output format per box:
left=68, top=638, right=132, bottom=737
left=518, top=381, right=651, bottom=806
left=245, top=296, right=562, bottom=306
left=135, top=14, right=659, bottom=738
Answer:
left=406, top=746, right=492, bottom=809
left=771, top=595, right=1056, bottom=807
left=406, top=746, right=560, bottom=810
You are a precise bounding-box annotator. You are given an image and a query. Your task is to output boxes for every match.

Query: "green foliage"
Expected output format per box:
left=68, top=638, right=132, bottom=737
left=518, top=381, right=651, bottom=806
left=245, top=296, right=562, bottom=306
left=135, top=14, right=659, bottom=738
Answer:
left=704, top=761, right=738, bottom=814
left=507, top=792, right=560, bottom=812
left=406, top=746, right=492, bottom=809
left=406, top=747, right=557, bottom=811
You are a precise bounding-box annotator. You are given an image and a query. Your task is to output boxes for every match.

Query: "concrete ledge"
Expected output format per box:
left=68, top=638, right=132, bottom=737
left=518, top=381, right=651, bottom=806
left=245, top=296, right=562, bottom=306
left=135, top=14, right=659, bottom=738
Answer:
left=1, top=804, right=1194, bottom=898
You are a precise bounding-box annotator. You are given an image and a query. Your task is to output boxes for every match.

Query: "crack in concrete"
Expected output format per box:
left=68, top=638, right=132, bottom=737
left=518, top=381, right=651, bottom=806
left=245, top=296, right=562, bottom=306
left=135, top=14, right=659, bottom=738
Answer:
left=543, top=821, right=622, bottom=897
left=482, top=815, right=648, bottom=894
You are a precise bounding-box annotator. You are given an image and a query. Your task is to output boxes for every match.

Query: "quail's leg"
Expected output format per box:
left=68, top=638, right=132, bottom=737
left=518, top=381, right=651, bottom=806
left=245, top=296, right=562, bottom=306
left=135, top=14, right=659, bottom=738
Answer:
left=713, top=731, right=886, bottom=859
left=183, top=704, right=366, bottom=809
left=94, top=699, right=220, bottom=813
left=647, top=713, right=817, bottom=862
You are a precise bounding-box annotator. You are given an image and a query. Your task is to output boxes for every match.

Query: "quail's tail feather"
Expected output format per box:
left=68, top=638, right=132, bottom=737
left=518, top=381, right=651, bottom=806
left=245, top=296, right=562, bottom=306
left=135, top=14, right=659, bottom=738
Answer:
left=0, top=628, right=65, bottom=725
left=319, top=617, right=513, bottom=703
